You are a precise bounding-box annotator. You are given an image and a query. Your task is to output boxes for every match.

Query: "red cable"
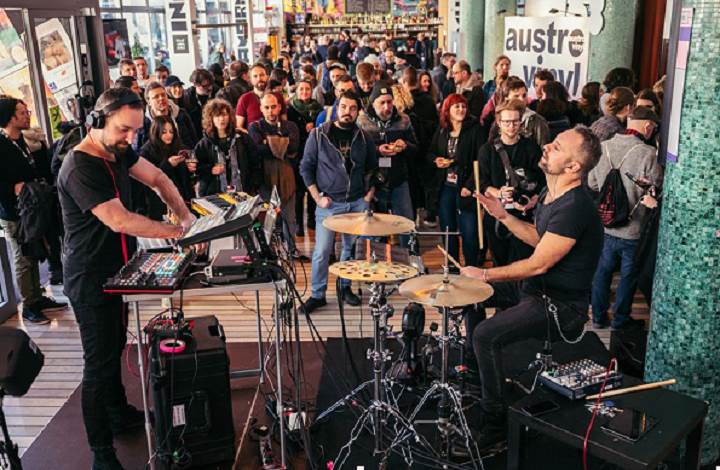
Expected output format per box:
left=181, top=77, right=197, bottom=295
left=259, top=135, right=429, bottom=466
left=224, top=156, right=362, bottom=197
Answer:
left=583, top=358, right=618, bottom=470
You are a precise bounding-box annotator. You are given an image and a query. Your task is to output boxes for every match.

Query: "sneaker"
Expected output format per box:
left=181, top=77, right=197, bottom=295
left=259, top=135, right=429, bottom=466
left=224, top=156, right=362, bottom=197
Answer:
left=91, top=446, right=124, bottom=470
left=22, top=305, right=51, bottom=325
left=36, top=296, right=68, bottom=311
left=109, top=404, right=147, bottom=436
left=300, top=296, right=327, bottom=315
left=341, top=286, right=361, bottom=306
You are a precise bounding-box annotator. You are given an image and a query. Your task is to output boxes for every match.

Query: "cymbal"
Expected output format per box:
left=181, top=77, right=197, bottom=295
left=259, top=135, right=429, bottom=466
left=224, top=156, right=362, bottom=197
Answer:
left=329, top=260, right=419, bottom=283
left=399, top=274, right=494, bottom=308
left=322, top=211, right=415, bottom=236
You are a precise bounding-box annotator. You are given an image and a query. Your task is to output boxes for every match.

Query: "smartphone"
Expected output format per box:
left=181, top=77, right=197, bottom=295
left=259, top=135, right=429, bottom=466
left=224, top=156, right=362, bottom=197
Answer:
left=601, top=409, right=656, bottom=442
left=522, top=399, right=559, bottom=417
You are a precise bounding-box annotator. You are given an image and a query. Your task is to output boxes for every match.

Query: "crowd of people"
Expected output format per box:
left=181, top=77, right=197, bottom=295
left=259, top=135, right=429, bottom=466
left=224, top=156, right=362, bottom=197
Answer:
left=0, top=28, right=668, bottom=469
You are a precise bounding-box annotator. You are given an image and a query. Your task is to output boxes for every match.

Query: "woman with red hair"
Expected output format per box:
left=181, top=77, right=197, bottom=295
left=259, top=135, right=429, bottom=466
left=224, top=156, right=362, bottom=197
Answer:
left=427, top=93, right=484, bottom=268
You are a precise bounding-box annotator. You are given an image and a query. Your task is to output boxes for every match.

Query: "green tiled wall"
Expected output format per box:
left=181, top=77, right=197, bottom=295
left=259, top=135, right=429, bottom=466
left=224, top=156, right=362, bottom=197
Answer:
left=644, top=0, right=720, bottom=464
left=588, top=0, right=640, bottom=81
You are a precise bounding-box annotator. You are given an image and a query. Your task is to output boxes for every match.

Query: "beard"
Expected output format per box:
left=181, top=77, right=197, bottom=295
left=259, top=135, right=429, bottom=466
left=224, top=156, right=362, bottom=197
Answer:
left=336, top=117, right=356, bottom=129
left=102, top=139, right=130, bottom=156
left=255, top=81, right=267, bottom=91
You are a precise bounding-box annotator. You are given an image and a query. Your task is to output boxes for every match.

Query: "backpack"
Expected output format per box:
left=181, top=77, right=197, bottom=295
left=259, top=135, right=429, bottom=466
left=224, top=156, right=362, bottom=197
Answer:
left=595, top=143, right=642, bottom=228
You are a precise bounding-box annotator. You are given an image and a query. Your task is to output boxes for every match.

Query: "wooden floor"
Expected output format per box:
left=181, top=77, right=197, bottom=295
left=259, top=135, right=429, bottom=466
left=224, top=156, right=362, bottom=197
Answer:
left=3, top=231, right=650, bottom=456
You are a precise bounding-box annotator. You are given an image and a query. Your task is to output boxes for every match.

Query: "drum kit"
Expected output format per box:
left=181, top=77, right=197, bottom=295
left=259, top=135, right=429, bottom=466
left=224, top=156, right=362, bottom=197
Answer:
left=318, top=209, right=494, bottom=469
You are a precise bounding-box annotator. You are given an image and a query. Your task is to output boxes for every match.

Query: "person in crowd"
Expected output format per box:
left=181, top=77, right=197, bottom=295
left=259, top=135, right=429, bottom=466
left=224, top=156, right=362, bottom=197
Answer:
left=483, top=55, right=511, bottom=98
left=315, top=34, right=330, bottom=63
left=652, top=75, right=665, bottom=102
left=588, top=106, right=663, bottom=329
left=529, top=69, right=554, bottom=105
left=337, top=29, right=353, bottom=68
left=208, top=42, right=227, bottom=68
left=138, top=116, right=194, bottom=219
left=288, top=79, right=322, bottom=235
left=299, top=90, right=377, bottom=313
left=364, top=54, right=390, bottom=82
left=402, top=38, right=422, bottom=70
left=165, top=75, right=186, bottom=109
left=315, top=74, right=356, bottom=126
left=248, top=93, right=301, bottom=237
left=314, top=62, right=346, bottom=107
left=590, top=86, right=634, bottom=142
left=479, top=99, right=546, bottom=268
left=216, top=61, right=251, bottom=109
left=505, top=76, right=550, bottom=147
left=118, top=58, right=136, bottom=78
left=114, top=76, right=142, bottom=98
left=236, top=64, right=269, bottom=132
left=418, top=70, right=440, bottom=104
left=137, top=82, right=198, bottom=151
left=536, top=81, right=574, bottom=140
left=258, top=44, right=274, bottom=73
left=391, top=83, right=414, bottom=113
left=460, top=126, right=603, bottom=450
left=382, top=48, right=396, bottom=75
left=154, top=64, right=170, bottom=86
left=133, top=56, right=150, bottom=88
left=452, top=60, right=485, bottom=120
left=299, top=63, right=317, bottom=85
left=57, top=87, right=196, bottom=469
left=432, top=51, right=457, bottom=100
left=0, top=96, right=67, bottom=324
left=600, top=67, right=635, bottom=115
left=355, top=34, right=377, bottom=64
left=183, top=68, right=216, bottom=137
left=316, top=45, right=341, bottom=93
left=355, top=62, right=376, bottom=109
left=635, top=88, right=662, bottom=116
left=208, top=63, right=226, bottom=93
left=402, top=67, right=440, bottom=226
left=357, top=81, right=417, bottom=246
left=195, top=98, right=253, bottom=196
left=415, top=32, right=433, bottom=70
left=573, top=81, right=602, bottom=126
left=428, top=93, right=482, bottom=266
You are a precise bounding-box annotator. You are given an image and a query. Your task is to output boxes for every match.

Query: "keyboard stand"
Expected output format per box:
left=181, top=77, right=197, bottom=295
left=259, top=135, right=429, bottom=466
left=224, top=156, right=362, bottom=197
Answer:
left=122, top=280, right=288, bottom=470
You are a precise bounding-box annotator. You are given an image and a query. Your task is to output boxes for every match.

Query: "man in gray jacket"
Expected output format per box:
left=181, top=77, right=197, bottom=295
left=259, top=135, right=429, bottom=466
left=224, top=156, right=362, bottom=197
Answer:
left=588, top=106, right=663, bottom=329
left=299, top=91, right=378, bottom=314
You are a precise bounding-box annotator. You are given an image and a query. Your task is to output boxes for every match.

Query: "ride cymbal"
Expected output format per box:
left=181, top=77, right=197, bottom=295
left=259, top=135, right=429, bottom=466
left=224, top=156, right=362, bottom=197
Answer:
left=322, top=211, right=415, bottom=236
left=329, top=260, right=419, bottom=283
left=399, top=274, right=493, bottom=308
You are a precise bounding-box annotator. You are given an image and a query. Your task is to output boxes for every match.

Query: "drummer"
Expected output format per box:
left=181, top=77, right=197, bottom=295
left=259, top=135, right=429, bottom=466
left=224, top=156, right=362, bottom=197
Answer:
left=299, top=90, right=378, bottom=314
left=460, top=127, right=604, bottom=449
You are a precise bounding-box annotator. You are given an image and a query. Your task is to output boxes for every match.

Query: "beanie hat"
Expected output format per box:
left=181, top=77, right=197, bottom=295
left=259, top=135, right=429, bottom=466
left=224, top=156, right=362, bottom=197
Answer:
left=369, top=81, right=393, bottom=105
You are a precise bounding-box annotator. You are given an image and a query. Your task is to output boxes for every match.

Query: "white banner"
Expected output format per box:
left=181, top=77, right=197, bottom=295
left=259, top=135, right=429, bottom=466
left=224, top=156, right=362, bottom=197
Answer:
left=503, top=16, right=589, bottom=98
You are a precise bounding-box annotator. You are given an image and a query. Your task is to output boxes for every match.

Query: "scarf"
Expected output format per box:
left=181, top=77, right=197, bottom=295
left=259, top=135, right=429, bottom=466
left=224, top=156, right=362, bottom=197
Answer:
left=290, top=97, right=322, bottom=121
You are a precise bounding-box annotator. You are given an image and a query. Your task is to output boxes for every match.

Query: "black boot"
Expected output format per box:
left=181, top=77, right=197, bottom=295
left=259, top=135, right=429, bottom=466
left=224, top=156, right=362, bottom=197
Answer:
left=472, top=409, right=507, bottom=451
left=341, top=286, right=361, bottom=306
left=91, top=446, right=124, bottom=470
left=108, top=404, right=147, bottom=436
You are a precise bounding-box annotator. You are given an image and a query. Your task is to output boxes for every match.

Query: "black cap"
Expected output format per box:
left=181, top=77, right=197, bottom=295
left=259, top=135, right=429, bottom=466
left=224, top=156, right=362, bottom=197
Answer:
left=165, top=75, right=184, bottom=87
left=369, top=81, right=393, bottom=105
left=629, top=106, right=660, bottom=123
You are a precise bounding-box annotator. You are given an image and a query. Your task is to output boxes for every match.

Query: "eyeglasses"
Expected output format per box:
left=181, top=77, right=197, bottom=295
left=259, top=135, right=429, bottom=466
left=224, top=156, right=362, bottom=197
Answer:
left=499, top=119, right=521, bottom=126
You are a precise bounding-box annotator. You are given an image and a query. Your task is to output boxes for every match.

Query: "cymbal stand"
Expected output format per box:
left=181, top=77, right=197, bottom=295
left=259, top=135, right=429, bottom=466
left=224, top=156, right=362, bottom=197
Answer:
left=404, top=237, right=484, bottom=469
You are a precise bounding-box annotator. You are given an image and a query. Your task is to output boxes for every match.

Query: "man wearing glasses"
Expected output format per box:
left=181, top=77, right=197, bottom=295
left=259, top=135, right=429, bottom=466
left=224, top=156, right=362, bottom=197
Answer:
left=183, top=68, right=215, bottom=137
left=478, top=99, right=546, bottom=268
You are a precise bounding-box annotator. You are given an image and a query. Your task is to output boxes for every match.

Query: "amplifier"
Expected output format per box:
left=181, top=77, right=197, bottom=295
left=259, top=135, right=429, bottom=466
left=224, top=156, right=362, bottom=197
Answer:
left=150, top=316, right=235, bottom=469
left=540, top=359, right=623, bottom=400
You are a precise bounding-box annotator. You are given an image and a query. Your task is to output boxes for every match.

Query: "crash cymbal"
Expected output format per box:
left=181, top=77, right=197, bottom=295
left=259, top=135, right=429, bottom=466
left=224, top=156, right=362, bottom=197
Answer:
left=329, top=260, right=419, bottom=283
left=399, top=274, right=494, bottom=308
left=322, top=211, right=415, bottom=236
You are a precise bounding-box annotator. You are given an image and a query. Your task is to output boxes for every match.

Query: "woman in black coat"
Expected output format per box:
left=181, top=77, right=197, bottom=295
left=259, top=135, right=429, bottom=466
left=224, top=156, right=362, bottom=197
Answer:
left=138, top=115, right=194, bottom=220
left=427, top=93, right=483, bottom=268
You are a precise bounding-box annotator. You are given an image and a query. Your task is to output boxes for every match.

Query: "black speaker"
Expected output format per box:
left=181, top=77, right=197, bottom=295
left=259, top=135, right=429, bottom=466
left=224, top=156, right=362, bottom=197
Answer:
left=0, top=326, right=44, bottom=396
left=150, top=316, right=235, bottom=469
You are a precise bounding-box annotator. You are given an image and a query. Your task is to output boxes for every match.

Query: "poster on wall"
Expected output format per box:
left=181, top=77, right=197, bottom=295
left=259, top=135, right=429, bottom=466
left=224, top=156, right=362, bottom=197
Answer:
left=35, top=18, right=76, bottom=93
left=503, top=16, right=589, bottom=98
left=0, top=9, right=28, bottom=76
left=102, top=19, right=131, bottom=67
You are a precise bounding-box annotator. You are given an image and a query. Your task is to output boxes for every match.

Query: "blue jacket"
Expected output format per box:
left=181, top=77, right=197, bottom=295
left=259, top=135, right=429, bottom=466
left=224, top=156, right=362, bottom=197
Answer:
left=299, top=122, right=378, bottom=203
left=315, top=103, right=338, bottom=127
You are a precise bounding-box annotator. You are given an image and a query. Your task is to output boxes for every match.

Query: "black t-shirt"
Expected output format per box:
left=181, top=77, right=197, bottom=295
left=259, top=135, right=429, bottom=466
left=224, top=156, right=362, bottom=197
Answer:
left=58, top=149, right=139, bottom=305
left=522, top=185, right=604, bottom=301
left=328, top=124, right=355, bottom=175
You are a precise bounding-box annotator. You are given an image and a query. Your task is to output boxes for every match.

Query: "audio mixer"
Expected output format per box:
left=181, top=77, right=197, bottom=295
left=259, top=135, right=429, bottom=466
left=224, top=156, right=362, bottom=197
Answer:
left=539, top=359, right=623, bottom=400
left=104, top=250, right=196, bottom=294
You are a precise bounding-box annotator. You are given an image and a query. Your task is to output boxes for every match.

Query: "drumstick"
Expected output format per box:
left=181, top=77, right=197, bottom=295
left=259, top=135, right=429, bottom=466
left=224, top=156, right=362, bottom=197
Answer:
left=436, top=245, right=463, bottom=270
left=585, top=379, right=677, bottom=400
left=473, top=161, right=484, bottom=250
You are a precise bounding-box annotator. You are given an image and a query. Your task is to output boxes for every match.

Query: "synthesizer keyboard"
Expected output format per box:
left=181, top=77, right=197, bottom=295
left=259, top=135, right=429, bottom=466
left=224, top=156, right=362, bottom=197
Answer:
left=104, top=250, right=196, bottom=294
left=539, top=359, right=623, bottom=400
left=178, top=194, right=262, bottom=247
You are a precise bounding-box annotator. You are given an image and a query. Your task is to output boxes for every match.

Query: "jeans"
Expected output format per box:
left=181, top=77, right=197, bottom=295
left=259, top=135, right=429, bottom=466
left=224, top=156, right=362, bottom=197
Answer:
left=375, top=182, right=414, bottom=247
left=295, top=190, right=316, bottom=231
left=72, top=295, right=130, bottom=448
left=311, top=198, right=369, bottom=299
left=591, top=233, right=640, bottom=327
left=470, top=283, right=587, bottom=413
left=0, top=219, right=43, bottom=307
left=437, top=184, right=479, bottom=266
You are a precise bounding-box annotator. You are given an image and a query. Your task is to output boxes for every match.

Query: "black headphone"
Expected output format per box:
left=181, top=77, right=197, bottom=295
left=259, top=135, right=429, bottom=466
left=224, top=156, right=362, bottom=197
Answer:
left=85, top=93, right=143, bottom=129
